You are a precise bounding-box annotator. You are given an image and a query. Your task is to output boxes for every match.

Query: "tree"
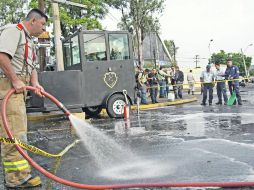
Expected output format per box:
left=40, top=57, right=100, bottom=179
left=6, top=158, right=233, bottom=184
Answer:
left=29, top=0, right=108, bottom=36
left=0, top=0, right=26, bottom=26
left=106, top=0, right=165, bottom=67
left=211, top=50, right=252, bottom=76
left=164, top=40, right=179, bottom=66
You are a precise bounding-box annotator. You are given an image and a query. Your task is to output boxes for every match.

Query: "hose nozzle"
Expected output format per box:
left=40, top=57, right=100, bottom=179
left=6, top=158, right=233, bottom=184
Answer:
left=58, top=102, right=71, bottom=116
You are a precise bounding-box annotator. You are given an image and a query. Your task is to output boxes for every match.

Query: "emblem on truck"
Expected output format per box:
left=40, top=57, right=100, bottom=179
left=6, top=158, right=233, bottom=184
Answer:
left=104, top=72, right=118, bottom=88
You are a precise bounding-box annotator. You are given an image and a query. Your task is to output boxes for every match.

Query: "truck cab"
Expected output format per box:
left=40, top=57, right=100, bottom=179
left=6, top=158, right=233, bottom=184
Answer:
left=29, top=29, right=136, bottom=118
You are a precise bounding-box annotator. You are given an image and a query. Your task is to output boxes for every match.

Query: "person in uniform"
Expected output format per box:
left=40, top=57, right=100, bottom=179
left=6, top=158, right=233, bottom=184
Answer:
left=147, top=68, right=159, bottom=104
left=137, top=68, right=149, bottom=104
left=225, top=58, right=242, bottom=105
left=214, top=62, right=228, bottom=105
left=0, top=9, right=47, bottom=188
left=200, top=64, right=215, bottom=105
left=172, top=66, right=184, bottom=99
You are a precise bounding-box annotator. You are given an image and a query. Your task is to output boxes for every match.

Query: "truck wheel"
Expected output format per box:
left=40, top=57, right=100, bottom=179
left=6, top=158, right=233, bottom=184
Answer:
left=82, top=106, right=102, bottom=117
left=106, top=94, right=126, bottom=118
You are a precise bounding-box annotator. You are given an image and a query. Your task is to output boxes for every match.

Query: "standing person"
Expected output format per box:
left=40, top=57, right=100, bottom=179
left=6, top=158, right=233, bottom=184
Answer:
left=158, top=66, right=171, bottom=98
left=200, top=64, right=215, bottom=105
left=225, top=58, right=242, bottom=105
left=137, top=68, right=149, bottom=104
left=214, top=62, right=228, bottom=105
left=165, top=67, right=172, bottom=97
left=148, top=68, right=159, bottom=104
left=172, top=66, right=184, bottom=99
left=187, top=70, right=195, bottom=95
left=0, top=9, right=47, bottom=188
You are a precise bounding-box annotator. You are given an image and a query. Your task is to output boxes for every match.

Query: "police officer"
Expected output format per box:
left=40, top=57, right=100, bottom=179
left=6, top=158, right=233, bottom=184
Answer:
left=148, top=68, right=159, bottom=104
left=0, top=9, right=47, bottom=188
left=172, top=66, right=184, bottom=99
left=214, top=62, right=228, bottom=105
left=225, top=58, right=242, bottom=105
left=200, top=64, right=215, bottom=105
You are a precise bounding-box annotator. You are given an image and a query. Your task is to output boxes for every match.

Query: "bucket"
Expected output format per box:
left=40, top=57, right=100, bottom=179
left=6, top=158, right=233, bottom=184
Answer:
left=168, top=92, right=175, bottom=102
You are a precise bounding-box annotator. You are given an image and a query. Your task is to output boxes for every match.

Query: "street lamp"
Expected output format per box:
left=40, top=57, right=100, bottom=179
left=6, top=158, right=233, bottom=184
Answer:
left=208, top=39, right=213, bottom=64
left=241, top=43, right=253, bottom=78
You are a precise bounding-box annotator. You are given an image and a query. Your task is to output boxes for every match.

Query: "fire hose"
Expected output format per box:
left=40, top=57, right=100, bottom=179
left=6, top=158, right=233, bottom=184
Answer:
left=2, top=86, right=254, bottom=189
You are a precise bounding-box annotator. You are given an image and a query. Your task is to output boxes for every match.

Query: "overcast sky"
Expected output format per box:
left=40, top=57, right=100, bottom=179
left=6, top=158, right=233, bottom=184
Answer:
left=101, top=0, right=254, bottom=69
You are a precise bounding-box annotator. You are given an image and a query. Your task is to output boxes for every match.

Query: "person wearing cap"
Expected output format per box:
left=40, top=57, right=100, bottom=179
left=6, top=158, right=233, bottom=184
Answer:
left=214, top=62, right=228, bottom=105
left=225, top=58, right=242, bottom=105
left=200, top=64, right=215, bottom=105
left=0, top=9, right=48, bottom=188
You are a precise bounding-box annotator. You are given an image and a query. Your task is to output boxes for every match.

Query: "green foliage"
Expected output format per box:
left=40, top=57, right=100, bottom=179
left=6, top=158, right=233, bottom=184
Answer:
left=249, top=70, right=254, bottom=76
left=164, top=40, right=178, bottom=66
left=0, top=0, right=26, bottom=26
left=29, top=0, right=108, bottom=36
left=211, top=50, right=252, bottom=75
left=106, top=0, right=164, bottom=34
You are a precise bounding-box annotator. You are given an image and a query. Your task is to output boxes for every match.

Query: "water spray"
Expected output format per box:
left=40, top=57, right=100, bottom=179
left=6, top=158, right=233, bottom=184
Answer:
left=2, top=86, right=254, bottom=189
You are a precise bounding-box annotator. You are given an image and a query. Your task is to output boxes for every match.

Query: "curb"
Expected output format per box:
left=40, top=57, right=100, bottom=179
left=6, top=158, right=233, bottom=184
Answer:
left=132, top=97, right=198, bottom=110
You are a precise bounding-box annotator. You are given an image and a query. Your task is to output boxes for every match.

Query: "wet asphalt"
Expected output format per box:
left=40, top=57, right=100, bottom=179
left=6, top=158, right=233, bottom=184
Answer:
left=1, top=84, right=254, bottom=190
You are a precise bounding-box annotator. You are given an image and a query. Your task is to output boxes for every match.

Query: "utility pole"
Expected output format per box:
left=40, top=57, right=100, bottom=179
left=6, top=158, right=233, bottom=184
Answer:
left=52, top=2, right=64, bottom=71
left=172, top=42, right=176, bottom=66
left=38, top=0, right=46, bottom=71
left=241, top=48, right=248, bottom=78
left=195, top=55, right=200, bottom=68
left=50, top=0, right=87, bottom=71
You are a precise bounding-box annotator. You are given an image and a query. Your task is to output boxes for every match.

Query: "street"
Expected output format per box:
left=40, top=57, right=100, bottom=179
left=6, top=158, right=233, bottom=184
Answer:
left=1, top=84, right=254, bottom=190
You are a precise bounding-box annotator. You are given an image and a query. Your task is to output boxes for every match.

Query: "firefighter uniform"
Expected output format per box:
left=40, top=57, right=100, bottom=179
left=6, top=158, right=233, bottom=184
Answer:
left=225, top=65, right=242, bottom=105
left=0, top=23, right=36, bottom=187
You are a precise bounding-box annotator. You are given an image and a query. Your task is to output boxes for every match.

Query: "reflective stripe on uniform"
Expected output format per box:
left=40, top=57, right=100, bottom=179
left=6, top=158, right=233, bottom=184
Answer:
left=3, top=160, right=30, bottom=171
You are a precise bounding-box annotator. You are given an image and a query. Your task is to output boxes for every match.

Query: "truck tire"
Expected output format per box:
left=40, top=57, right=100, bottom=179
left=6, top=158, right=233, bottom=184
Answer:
left=82, top=106, right=102, bottom=117
left=106, top=94, right=126, bottom=118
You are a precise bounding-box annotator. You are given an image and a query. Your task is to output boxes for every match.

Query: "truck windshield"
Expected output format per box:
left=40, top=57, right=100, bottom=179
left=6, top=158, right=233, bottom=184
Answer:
left=83, top=34, right=107, bottom=62
left=109, top=34, right=130, bottom=60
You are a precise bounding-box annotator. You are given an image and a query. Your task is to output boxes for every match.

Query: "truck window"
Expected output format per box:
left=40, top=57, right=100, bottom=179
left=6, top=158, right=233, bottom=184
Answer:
left=109, top=34, right=130, bottom=60
left=63, top=35, right=80, bottom=68
left=63, top=41, right=71, bottom=67
left=71, top=35, right=80, bottom=65
left=83, top=34, right=107, bottom=62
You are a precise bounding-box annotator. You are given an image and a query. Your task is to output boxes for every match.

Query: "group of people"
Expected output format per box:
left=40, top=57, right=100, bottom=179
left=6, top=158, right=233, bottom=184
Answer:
left=200, top=58, right=242, bottom=106
left=136, top=66, right=185, bottom=104
left=136, top=58, right=242, bottom=107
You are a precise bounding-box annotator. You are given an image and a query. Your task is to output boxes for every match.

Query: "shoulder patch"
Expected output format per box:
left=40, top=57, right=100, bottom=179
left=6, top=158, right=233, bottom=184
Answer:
left=16, top=23, right=24, bottom=31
